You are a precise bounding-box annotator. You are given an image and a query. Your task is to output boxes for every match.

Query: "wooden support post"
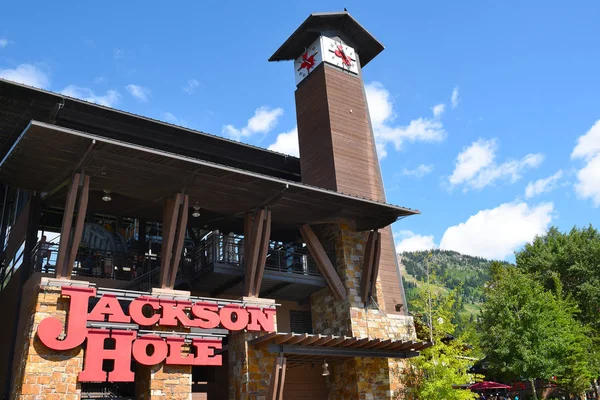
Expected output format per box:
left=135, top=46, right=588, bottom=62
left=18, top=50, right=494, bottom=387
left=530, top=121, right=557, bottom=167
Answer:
left=65, top=175, right=89, bottom=278
left=243, top=212, right=252, bottom=271
left=160, top=193, right=189, bottom=289
left=160, top=195, right=180, bottom=288
left=360, top=230, right=382, bottom=302
left=370, top=232, right=382, bottom=298
left=168, top=194, right=189, bottom=288
left=299, top=224, right=347, bottom=301
left=55, top=173, right=80, bottom=278
left=267, top=355, right=287, bottom=400
left=360, top=230, right=377, bottom=302
left=252, top=210, right=271, bottom=297
left=243, top=209, right=265, bottom=297
left=277, top=356, right=287, bottom=399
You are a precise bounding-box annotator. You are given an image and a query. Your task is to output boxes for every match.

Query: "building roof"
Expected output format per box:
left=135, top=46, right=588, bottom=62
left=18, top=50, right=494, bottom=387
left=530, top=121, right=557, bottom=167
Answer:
left=0, top=121, right=418, bottom=235
left=269, top=12, right=384, bottom=67
left=0, top=79, right=301, bottom=181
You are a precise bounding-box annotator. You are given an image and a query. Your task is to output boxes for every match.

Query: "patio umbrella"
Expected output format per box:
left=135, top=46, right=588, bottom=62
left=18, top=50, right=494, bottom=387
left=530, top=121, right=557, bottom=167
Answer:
left=468, top=381, right=512, bottom=391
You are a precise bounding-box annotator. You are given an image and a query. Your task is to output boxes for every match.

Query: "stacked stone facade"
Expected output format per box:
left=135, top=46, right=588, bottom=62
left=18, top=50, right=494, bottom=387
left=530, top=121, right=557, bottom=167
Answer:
left=11, top=280, right=83, bottom=399
left=310, top=221, right=416, bottom=400
left=228, top=298, right=278, bottom=400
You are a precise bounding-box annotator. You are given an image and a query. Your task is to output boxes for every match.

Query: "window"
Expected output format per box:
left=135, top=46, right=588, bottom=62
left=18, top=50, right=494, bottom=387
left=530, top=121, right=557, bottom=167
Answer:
left=289, top=310, right=313, bottom=334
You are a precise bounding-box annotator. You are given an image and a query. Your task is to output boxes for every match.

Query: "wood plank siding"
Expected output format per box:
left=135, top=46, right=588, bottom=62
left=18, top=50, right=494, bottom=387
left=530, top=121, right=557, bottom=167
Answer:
left=295, top=63, right=407, bottom=314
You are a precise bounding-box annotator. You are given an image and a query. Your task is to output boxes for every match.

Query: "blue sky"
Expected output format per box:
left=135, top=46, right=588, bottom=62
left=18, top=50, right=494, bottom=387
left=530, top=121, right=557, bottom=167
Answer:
left=1, top=1, right=599, bottom=261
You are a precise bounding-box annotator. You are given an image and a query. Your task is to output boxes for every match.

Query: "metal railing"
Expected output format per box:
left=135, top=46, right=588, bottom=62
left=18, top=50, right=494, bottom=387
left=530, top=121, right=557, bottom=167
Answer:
left=31, top=242, right=153, bottom=281
left=192, top=233, right=326, bottom=278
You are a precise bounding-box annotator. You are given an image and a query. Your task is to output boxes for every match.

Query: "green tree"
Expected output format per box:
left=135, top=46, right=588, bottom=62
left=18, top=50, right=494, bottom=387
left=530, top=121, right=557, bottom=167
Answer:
left=516, top=225, right=600, bottom=395
left=479, top=263, right=594, bottom=399
left=402, top=274, right=479, bottom=400
left=516, top=225, right=600, bottom=330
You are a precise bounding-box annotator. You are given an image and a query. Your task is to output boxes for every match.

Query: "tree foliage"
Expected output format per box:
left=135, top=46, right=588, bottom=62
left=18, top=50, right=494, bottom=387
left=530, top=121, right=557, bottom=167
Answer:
left=479, top=262, right=595, bottom=398
left=516, top=225, right=600, bottom=331
left=402, top=281, right=479, bottom=400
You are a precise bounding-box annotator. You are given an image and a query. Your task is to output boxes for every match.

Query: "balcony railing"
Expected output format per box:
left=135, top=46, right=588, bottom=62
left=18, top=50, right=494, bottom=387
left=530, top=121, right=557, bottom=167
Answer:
left=192, top=233, right=327, bottom=278
left=31, top=242, right=154, bottom=281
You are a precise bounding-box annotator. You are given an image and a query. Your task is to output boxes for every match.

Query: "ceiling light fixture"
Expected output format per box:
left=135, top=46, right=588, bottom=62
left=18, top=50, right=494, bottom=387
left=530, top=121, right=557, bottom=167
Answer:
left=102, top=190, right=112, bottom=202
left=192, top=203, right=201, bottom=218
left=321, top=360, right=330, bottom=376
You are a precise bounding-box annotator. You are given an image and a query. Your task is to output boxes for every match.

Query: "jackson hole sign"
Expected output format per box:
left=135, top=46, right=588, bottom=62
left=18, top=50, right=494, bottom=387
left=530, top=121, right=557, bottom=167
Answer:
left=37, top=286, right=276, bottom=382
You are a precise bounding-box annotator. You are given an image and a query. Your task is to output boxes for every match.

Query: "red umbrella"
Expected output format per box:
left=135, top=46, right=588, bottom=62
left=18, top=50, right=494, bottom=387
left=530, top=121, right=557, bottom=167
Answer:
left=469, top=381, right=512, bottom=391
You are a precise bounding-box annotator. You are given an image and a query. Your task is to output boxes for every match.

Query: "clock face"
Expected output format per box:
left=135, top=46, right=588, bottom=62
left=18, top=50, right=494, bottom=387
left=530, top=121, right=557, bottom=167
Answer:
left=293, top=36, right=359, bottom=85
left=294, top=38, right=323, bottom=85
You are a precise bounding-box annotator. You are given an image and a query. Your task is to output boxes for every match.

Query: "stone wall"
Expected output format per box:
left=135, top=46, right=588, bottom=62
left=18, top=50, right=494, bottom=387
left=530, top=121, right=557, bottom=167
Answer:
left=228, top=298, right=278, bottom=400
left=309, top=222, right=417, bottom=400
left=11, top=280, right=83, bottom=399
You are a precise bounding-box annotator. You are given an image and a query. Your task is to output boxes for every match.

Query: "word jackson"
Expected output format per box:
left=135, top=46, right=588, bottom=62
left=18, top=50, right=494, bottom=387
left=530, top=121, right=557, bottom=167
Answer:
left=37, top=286, right=276, bottom=382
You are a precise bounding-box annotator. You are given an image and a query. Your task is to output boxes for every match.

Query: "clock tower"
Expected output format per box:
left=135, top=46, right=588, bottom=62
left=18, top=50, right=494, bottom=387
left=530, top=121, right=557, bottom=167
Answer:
left=270, top=12, right=410, bottom=316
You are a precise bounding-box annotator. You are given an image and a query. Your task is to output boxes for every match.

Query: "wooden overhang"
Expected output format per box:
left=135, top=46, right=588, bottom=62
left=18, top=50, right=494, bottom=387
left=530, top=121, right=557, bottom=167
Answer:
left=0, top=78, right=301, bottom=181
left=0, top=121, right=419, bottom=235
left=269, top=11, right=385, bottom=67
left=249, top=332, right=432, bottom=366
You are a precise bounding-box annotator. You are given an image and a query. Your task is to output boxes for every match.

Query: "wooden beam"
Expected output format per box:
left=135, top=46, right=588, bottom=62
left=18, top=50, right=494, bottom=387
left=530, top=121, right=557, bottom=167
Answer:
left=160, top=195, right=180, bottom=288
left=252, top=209, right=271, bottom=296
left=243, top=212, right=252, bottom=271
left=277, top=357, right=287, bottom=400
left=369, top=232, right=382, bottom=298
left=299, top=224, right=346, bottom=301
left=360, top=230, right=376, bottom=303
left=267, top=356, right=286, bottom=400
left=55, top=173, right=80, bottom=278
left=168, top=194, right=189, bottom=288
left=267, top=356, right=279, bottom=400
left=65, top=174, right=89, bottom=278
left=243, top=209, right=265, bottom=297
left=248, top=332, right=279, bottom=346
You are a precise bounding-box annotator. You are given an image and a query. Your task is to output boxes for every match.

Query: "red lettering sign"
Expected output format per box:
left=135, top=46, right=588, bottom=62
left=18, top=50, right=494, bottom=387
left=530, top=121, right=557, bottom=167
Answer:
left=37, top=287, right=276, bottom=382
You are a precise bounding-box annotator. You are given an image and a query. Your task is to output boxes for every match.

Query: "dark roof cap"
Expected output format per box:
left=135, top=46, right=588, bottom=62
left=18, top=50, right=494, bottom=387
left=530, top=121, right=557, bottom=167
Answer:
left=269, top=12, right=384, bottom=67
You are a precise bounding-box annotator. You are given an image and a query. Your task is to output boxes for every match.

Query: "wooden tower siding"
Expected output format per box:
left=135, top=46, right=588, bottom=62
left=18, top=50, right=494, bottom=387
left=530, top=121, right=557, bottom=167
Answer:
left=296, top=63, right=406, bottom=314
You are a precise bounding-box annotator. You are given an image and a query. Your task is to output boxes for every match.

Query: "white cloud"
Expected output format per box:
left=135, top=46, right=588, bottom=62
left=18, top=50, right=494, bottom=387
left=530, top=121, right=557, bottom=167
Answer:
left=223, top=106, right=284, bottom=141
left=0, top=64, right=50, bottom=89
left=451, top=86, right=459, bottom=109
left=440, top=202, right=554, bottom=260
left=126, top=84, right=151, bottom=102
left=432, top=103, right=445, bottom=118
left=571, top=120, right=600, bottom=206
left=61, top=85, right=120, bottom=107
left=365, top=82, right=447, bottom=159
left=268, top=127, right=299, bottom=156
left=525, top=170, right=563, bottom=199
left=183, top=79, right=200, bottom=94
left=94, top=76, right=106, bottom=84
left=113, top=48, right=124, bottom=59
left=448, top=138, right=544, bottom=191
left=0, top=38, right=8, bottom=48
left=571, top=120, right=600, bottom=161
left=401, top=164, right=434, bottom=178
left=395, top=230, right=437, bottom=253
left=573, top=155, right=600, bottom=206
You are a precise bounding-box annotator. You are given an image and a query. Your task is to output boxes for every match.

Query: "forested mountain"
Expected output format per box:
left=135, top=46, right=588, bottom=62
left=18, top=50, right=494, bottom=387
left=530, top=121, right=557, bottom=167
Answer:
left=399, top=250, right=511, bottom=326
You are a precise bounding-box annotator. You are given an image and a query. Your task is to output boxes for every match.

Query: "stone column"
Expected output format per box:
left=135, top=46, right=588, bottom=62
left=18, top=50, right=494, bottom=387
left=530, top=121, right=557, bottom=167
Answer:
left=11, top=277, right=84, bottom=399
left=147, top=288, right=193, bottom=400
left=309, top=222, right=417, bottom=399
left=228, top=297, right=277, bottom=400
